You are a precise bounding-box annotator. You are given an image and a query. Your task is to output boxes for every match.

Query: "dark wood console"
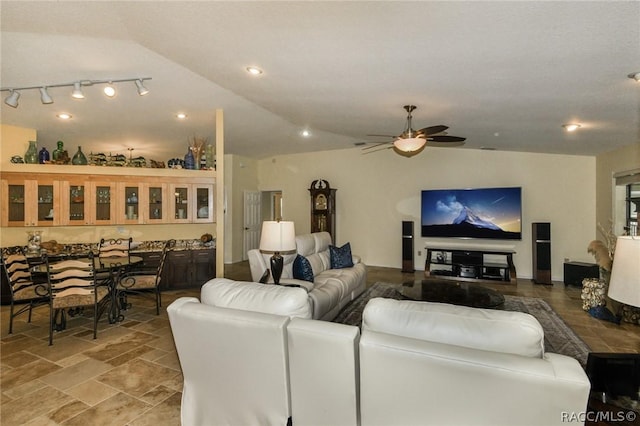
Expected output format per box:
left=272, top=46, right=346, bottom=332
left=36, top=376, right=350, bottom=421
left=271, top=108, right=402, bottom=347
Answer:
left=425, top=246, right=516, bottom=284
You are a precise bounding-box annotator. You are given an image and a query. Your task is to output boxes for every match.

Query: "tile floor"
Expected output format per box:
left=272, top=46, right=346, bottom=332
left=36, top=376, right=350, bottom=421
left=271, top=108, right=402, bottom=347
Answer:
left=1, top=262, right=638, bottom=425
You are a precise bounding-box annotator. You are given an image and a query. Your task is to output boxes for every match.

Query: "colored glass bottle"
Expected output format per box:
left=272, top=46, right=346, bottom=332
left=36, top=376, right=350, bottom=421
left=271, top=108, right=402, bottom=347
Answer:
left=24, top=141, right=38, bottom=164
left=184, top=148, right=195, bottom=170
left=38, top=147, right=50, bottom=164
left=72, top=146, right=88, bottom=165
left=52, top=141, right=65, bottom=162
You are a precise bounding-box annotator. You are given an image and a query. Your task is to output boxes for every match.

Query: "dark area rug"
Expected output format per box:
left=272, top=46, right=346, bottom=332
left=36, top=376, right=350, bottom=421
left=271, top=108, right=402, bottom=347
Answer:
left=333, top=282, right=590, bottom=366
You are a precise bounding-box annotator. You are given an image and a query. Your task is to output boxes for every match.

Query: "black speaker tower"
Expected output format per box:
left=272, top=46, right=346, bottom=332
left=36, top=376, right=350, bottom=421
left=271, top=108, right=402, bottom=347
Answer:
left=532, top=222, right=552, bottom=285
left=402, top=221, right=415, bottom=273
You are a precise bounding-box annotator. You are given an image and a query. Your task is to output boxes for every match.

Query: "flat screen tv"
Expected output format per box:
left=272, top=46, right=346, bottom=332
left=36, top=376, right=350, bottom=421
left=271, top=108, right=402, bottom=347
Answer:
left=421, top=187, right=522, bottom=240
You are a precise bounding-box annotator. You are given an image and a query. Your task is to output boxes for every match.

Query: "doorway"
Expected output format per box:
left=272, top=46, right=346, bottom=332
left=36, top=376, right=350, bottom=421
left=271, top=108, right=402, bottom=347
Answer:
left=242, top=190, right=283, bottom=259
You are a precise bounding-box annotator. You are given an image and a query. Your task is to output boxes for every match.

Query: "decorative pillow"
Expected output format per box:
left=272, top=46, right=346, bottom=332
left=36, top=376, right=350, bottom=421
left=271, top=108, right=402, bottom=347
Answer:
left=329, top=242, right=354, bottom=269
left=293, top=255, right=314, bottom=282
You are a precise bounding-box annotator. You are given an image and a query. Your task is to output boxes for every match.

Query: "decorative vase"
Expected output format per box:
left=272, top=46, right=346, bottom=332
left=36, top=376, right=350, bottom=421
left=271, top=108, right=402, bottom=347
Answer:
left=205, top=144, right=215, bottom=169
left=52, top=141, right=65, bottom=162
left=72, top=146, right=88, bottom=165
left=184, top=148, right=195, bottom=170
left=24, top=141, right=38, bottom=164
left=27, top=230, right=42, bottom=254
left=38, top=147, right=50, bottom=164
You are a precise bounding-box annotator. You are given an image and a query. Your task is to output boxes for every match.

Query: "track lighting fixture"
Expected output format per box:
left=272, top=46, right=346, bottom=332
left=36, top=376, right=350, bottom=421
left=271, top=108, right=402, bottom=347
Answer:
left=103, top=82, right=116, bottom=98
left=135, top=79, right=149, bottom=96
left=0, top=77, right=151, bottom=109
left=39, top=87, right=53, bottom=104
left=4, top=90, right=20, bottom=108
left=71, top=82, right=85, bottom=99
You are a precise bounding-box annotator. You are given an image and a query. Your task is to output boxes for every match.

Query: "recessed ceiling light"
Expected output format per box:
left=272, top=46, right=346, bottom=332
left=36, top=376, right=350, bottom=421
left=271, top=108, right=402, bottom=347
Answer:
left=246, top=66, right=263, bottom=76
left=301, top=129, right=311, bottom=137
left=176, top=113, right=187, bottom=119
left=562, top=123, right=581, bottom=132
left=57, top=113, right=72, bottom=120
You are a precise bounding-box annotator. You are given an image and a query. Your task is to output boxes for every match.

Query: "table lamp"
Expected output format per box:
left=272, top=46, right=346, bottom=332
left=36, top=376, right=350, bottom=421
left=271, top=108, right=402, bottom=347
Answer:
left=259, top=221, right=296, bottom=285
left=608, top=236, right=640, bottom=310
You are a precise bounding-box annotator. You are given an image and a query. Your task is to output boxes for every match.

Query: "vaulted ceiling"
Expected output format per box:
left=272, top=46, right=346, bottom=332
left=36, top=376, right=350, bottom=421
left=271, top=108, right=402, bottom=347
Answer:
left=1, top=1, right=639, bottom=162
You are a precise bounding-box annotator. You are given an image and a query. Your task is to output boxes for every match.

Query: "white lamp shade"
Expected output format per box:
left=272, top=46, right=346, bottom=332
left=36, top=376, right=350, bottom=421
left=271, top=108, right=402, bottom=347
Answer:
left=393, top=137, right=426, bottom=152
left=608, top=236, right=640, bottom=307
left=259, top=221, right=296, bottom=252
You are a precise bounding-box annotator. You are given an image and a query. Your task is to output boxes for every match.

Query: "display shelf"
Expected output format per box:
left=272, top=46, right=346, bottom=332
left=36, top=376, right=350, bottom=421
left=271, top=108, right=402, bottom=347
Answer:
left=425, top=246, right=516, bottom=284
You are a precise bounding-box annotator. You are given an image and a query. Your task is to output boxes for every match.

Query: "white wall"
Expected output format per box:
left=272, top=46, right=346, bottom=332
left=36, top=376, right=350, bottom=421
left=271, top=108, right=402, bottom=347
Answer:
left=257, top=146, right=596, bottom=281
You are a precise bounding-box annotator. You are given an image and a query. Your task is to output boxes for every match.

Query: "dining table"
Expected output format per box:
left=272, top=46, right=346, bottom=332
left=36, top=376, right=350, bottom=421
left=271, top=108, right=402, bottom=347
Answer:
left=30, top=254, right=143, bottom=325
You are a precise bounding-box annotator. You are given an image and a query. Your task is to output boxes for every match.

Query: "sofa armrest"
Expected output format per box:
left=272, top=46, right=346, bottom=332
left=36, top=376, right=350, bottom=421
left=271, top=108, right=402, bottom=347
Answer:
left=352, top=254, right=362, bottom=265
left=288, top=318, right=360, bottom=426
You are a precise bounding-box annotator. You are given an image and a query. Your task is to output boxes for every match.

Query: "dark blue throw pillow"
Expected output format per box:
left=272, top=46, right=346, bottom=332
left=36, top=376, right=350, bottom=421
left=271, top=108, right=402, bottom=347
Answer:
left=330, top=242, right=354, bottom=269
left=293, top=255, right=314, bottom=282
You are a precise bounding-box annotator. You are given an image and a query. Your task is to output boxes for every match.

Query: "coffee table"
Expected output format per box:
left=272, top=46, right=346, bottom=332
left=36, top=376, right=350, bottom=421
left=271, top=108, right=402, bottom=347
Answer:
left=400, top=279, right=505, bottom=309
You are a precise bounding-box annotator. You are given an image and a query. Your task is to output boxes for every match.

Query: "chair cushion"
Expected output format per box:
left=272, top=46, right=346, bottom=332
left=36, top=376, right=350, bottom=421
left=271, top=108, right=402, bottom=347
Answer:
left=117, top=274, right=157, bottom=290
left=363, top=298, right=544, bottom=358
left=329, top=243, right=354, bottom=269
left=201, top=278, right=312, bottom=319
left=293, top=255, right=314, bottom=282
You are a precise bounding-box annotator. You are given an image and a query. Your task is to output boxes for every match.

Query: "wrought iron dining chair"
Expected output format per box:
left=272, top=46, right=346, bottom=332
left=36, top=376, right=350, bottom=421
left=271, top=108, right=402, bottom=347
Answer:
left=3, top=250, right=49, bottom=334
left=116, top=240, right=174, bottom=315
left=45, top=252, right=111, bottom=345
left=98, top=237, right=132, bottom=259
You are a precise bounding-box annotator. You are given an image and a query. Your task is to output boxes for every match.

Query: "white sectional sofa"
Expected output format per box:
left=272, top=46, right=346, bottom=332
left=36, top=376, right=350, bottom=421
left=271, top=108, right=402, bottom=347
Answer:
left=248, top=231, right=366, bottom=320
left=168, top=278, right=591, bottom=426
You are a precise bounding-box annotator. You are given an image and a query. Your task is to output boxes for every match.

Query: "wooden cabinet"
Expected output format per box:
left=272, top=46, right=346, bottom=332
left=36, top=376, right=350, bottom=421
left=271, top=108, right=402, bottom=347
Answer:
left=309, top=179, right=337, bottom=243
left=164, top=248, right=215, bottom=289
left=1, top=176, right=60, bottom=227
left=169, top=183, right=214, bottom=224
left=1, top=170, right=215, bottom=227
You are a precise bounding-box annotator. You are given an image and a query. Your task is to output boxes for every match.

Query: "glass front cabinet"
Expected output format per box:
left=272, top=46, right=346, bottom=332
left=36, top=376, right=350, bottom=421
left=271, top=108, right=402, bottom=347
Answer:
left=1, top=171, right=215, bottom=227
left=1, top=177, right=60, bottom=227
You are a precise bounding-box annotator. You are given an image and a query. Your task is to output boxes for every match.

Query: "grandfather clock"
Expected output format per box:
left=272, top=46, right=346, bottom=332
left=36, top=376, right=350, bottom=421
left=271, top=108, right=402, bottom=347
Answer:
left=309, top=179, right=337, bottom=243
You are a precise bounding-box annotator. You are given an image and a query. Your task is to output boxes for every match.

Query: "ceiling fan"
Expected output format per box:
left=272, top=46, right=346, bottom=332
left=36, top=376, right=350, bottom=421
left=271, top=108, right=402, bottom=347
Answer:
left=363, top=105, right=466, bottom=157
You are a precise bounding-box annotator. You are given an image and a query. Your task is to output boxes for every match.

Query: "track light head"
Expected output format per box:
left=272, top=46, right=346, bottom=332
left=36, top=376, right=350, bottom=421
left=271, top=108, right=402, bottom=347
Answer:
left=71, top=82, right=85, bottom=99
left=103, top=83, right=116, bottom=98
left=4, top=90, right=20, bottom=108
left=39, top=87, right=53, bottom=104
left=135, top=79, right=149, bottom=96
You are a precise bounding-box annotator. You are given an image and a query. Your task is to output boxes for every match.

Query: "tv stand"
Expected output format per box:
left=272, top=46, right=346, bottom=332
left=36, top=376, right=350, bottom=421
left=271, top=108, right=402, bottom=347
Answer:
left=425, top=245, right=516, bottom=284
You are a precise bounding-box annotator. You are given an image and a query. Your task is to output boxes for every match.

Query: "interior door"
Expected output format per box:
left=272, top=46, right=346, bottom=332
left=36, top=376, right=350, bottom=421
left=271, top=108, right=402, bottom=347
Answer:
left=243, top=190, right=262, bottom=260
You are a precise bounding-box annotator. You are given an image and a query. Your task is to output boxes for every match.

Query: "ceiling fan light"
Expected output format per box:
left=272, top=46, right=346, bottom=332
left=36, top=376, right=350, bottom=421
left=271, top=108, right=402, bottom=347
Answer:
left=39, top=87, right=53, bottom=104
left=4, top=90, right=20, bottom=108
left=393, top=137, right=426, bottom=152
left=135, top=79, right=149, bottom=95
left=562, top=123, right=581, bottom=132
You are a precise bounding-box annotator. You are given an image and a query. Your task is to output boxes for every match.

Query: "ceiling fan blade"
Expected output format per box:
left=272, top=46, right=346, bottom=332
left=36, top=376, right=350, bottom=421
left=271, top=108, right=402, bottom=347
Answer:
left=361, top=142, right=391, bottom=150
left=366, top=134, right=397, bottom=138
left=362, top=146, right=394, bottom=154
left=415, top=125, right=449, bottom=136
left=427, top=135, right=466, bottom=143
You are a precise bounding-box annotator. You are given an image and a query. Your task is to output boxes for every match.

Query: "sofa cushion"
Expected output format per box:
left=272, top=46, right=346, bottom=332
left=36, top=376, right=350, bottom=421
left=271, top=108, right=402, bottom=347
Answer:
left=330, top=243, right=354, bottom=269
left=293, top=255, right=314, bottom=282
left=201, top=278, right=312, bottom=319
left=362, top=298, right=544, bottom=358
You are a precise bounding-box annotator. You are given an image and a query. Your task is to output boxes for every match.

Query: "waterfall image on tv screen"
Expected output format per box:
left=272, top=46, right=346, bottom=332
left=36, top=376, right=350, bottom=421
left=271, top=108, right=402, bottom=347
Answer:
left=421, top=187, right=522, bottom=239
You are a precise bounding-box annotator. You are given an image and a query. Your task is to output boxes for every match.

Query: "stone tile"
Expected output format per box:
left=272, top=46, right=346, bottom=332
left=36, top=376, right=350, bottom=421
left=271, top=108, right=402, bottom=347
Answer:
left=66, top=379, right=119, bottom=406
left=39, top=358, right=113, bottom=391
left=1, top=385, right=75, bottom=425
left=1, top=334, right=49, bottom=359
left=153, top=350, right=181, bottom=371
left=95, top=358, right=180, bottom=398
left=82, top=331, right=158, bottom=362
left=1, top=358, right=61, bottom=389
left=4, top=378, right=48, bottom=399
left=107, top=344, right=156, bottom=367
left=129, top=391, right=182, bottom=426
left=62, top=392, right=151, bottom=426
left=1, top=350, right=40, bottom=368
left=138, top=384, right=177, bottom=406
left=48, top=399, right=90, bottom=424
left=27, top=335, right=100, bottom=363
left=57, top=352, right=92, bottom=368
left=161, top=373, right=184, bottom=393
